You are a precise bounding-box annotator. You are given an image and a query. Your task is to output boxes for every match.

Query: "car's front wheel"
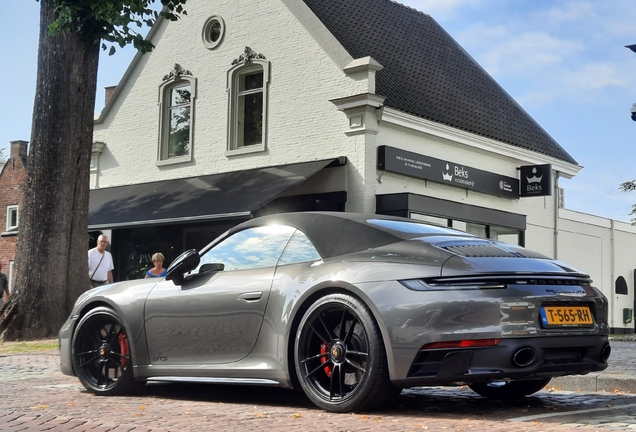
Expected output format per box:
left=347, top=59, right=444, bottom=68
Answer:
left=468, top=378, right=551, bottom=399
left=294, top=293, right=397, bottom=412
left=72, top=306, right=143, bottom=396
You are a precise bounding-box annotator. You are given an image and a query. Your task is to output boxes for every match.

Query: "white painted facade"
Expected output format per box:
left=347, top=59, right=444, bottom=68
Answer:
left=89, top=0, right=635, bottom=333
left=557, top=209, right=636, bottom=332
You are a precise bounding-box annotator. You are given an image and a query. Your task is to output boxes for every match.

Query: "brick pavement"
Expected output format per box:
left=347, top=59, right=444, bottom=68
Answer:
left=0, top=342, right=635, bottom=431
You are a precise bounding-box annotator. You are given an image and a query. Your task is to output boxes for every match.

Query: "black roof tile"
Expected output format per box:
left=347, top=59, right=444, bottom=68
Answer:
left=302, top=0, right=577, bottom=164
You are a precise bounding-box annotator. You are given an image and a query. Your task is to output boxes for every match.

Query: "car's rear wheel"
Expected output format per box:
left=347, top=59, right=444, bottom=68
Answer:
left=468, top=378, right=551, bottom=399
left=72, top=307, right=143, bottom=396
left=294, top=293, right=397, bottom=412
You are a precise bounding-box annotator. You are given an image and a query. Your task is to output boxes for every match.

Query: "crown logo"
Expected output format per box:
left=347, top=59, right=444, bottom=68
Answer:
left=526, top=167, right=543, bottom=184
left=442, top=164, right=453, bottom=181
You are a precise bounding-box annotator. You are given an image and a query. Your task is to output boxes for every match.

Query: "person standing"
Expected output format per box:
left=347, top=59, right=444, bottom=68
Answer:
left=0, top=263, right=8, bottom=303
left=88, top=234, right=114, bottom=288
left=145, top=252, right=167, bottom=278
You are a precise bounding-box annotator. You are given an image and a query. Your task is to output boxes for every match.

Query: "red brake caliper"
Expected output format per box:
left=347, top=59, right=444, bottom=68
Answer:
left=119, top=333, right=130, bottom=367
left=320, top=342, right=332, bottom=377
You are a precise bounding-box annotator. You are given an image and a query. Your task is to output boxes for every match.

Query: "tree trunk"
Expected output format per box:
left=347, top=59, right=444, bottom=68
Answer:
left=0, top=0, right=99, bottom=340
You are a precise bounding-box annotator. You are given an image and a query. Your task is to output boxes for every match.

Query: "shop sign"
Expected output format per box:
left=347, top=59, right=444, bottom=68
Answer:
left=519, top=164, right=552, bottom=197
left=377, top=146, right=519, bottom=199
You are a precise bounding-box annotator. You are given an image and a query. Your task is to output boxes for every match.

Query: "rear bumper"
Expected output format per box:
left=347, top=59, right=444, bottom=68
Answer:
left=392, top=335, right=610, bottom=388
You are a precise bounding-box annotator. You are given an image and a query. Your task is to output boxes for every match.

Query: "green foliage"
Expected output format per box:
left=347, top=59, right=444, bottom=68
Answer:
left=0, top=340, right=58, bottom=354
left=42, top=0, right=188, bottom=54
left=619, top=180, right=636, bottom=224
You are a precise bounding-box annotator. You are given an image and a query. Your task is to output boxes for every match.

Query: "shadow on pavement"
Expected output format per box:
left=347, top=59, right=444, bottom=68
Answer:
left=114, top=381, right=630, bottom=418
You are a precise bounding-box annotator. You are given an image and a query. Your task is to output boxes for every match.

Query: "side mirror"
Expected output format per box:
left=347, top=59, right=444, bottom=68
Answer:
left=166, top=249, right=200, bottom=285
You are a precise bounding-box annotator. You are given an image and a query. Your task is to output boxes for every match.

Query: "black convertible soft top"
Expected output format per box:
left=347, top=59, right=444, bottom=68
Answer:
left=230, top=212, right=466, bottom=259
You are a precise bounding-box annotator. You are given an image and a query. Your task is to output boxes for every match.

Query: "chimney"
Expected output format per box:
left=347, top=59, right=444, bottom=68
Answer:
left=9, top=140, right=27, bottom=160
left=105, top=85, right=117, bottom=105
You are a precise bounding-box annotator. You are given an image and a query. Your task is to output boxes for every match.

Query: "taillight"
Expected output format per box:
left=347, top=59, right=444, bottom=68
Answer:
left=421, top=339, right=501, bottom=349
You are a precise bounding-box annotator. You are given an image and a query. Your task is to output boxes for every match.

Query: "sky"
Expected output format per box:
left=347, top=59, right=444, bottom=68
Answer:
left=2, top=0, right=636, bottom=222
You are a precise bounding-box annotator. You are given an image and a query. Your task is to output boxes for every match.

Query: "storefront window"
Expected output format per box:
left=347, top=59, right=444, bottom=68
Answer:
left=408, top=214, right=521, bottom=246
left=410, top=212, right=449, bottom=227
left=464, top=222, right=487, bottom=238
left=490, top=225, right=521, bottom=245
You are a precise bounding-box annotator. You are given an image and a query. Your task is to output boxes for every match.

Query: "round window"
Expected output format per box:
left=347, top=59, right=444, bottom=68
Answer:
left=202, top=15, right=225, bottom=50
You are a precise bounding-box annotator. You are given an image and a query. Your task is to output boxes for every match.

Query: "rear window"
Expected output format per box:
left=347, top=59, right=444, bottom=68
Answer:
left=367, top=219, right=470, bottom=236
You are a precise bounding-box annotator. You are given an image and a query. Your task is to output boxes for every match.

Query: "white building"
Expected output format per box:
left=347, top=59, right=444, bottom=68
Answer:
left=87, top=0, right=635, bottom=333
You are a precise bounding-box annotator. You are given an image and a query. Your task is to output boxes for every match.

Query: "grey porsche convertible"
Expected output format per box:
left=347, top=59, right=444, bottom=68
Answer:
left=59, top=212, right=610, bottom=412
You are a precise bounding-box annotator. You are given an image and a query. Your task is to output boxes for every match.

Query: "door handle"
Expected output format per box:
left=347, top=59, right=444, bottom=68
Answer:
left=238, top=291, right=263, bottom=302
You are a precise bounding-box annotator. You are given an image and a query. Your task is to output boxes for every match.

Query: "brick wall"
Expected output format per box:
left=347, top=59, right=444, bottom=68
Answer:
left=0, top=140, right=28, bottom=286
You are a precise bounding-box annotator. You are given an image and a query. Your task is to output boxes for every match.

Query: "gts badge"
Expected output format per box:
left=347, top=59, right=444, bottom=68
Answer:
left=153, top=357, right=168, bottom=362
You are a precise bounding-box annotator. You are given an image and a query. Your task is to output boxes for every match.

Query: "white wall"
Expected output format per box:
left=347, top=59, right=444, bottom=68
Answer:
left=93, top=0, right=369, bottom=188
left=559, top=209, right=636, bottom=331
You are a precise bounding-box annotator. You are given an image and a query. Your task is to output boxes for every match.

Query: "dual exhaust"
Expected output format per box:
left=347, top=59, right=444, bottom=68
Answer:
left=511, top=343, right=611, bottom=368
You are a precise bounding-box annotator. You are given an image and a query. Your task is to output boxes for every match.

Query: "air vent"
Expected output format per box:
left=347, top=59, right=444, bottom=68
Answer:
left=444, top=244, right=548, bottom=259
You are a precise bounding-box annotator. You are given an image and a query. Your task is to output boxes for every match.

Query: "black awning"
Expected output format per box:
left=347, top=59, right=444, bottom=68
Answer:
left=89, top=159, right=339, bottom=229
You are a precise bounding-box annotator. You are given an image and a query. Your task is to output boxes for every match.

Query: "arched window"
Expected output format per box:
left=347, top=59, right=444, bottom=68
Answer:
left=157, top=64, right=196, bottom=165
left=616, top=275, right=628, bottom=295
left=227, top=47, right=270, bottom=155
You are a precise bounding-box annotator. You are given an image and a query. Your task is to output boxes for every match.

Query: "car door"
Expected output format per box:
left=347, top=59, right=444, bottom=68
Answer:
left=144, top=225, right=296, bottom=365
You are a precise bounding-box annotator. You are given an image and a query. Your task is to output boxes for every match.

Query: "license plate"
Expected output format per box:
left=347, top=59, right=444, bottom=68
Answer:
left=540, top=306, right=594, bottom=326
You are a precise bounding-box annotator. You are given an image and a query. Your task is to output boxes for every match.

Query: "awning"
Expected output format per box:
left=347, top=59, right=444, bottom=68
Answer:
left=89, top=158, right=341, bottom=229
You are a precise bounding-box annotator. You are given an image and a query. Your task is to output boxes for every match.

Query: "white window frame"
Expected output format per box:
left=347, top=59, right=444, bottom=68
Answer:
left=6, top=205, right=18, bottom=231
left=157, top=65, right=197, bottom=166
left=226, top=51, right=269, bottom=156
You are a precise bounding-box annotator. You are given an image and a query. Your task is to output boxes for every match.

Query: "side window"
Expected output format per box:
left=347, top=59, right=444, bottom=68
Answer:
left=195, top=225, right=295, bottom=272
left=278, top=230, right=321, bottom=265
left=226, top=47, right=269, bottom=155
left=157, top=64, right=196, bottom=166
left=6, top=205, right=18, bottom=231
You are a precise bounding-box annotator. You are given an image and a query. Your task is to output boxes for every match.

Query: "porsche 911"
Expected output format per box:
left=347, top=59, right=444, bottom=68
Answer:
left=59, top=212, right=610, bottom=412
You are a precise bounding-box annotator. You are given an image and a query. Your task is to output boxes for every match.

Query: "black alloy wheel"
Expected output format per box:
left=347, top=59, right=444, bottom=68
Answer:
left=468, top=378, right=552, bottom=399
left=72, top=307, right=143, bottom=396
left=294, top=293, right=397, bottom=412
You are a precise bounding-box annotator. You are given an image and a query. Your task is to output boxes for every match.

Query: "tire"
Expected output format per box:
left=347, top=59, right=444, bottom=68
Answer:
left=294, top=293, right=397, bottom=412
left=71, top=307, right=144, bottom=396
left=468, top=378, right=551, bottom=399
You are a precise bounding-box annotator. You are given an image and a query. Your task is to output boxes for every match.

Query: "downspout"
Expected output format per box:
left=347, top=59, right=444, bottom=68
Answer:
left=610, top=218, right=616, bottom=331
left=554, top=171, right=560, bottom=260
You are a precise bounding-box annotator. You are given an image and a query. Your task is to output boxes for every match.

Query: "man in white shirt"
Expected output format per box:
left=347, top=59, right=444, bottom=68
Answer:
left=88, top=234, right=114, bottom=288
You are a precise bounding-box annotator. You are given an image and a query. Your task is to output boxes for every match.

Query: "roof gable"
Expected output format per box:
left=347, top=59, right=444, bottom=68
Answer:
left=302, top=0, right=577, bottom=165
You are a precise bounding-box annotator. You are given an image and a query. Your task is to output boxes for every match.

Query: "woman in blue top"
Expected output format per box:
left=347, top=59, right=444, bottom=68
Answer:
left=145, top=252, right=168, bottom=278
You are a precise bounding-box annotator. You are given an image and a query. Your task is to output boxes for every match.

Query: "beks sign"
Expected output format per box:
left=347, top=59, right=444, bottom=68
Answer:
left=519, top=164, right=552, bottom=197
left=377, top=146, right=519, bottom=199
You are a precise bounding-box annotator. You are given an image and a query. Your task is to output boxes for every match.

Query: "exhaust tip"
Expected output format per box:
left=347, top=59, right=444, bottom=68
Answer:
left=601, top=344, right=611, bottom=362
left=512, top=347, right=536, bottom=367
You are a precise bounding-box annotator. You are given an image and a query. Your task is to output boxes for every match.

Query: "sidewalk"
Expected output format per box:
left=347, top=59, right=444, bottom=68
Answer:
left=551, top=339, right=636, bottom=393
